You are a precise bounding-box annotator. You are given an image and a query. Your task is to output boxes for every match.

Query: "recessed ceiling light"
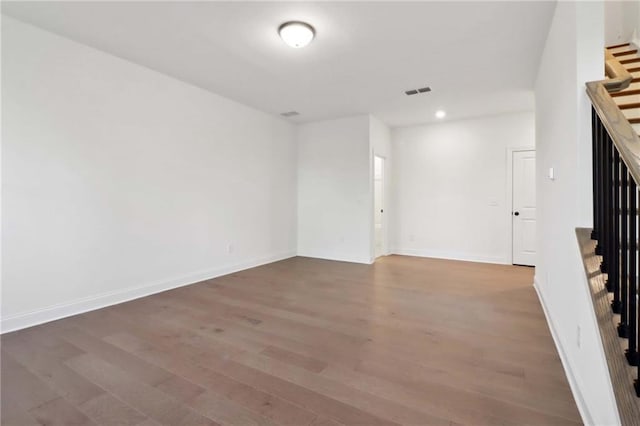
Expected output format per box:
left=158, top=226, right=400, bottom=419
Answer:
left=435, top=110, right=446, bottom=119
left=278, top=21, right=315, bottom=48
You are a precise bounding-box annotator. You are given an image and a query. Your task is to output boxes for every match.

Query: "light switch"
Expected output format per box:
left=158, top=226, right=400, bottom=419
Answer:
left=548, top=167, right=555, bottom=181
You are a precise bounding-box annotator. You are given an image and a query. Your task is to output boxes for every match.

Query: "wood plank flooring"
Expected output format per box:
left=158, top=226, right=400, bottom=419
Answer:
left=1, top=255, right=581, bottom=425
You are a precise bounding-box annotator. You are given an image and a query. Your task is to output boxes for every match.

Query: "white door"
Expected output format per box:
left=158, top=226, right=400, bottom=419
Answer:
left=374, top=156, right=385, bottom=258
left=512, top=150, right=536, bottom=266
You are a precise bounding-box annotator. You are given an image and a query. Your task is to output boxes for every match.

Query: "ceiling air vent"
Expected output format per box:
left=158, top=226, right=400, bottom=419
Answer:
left=405, top=86, right=431, bottom=96
left=280, top=111, right=300, bottom=117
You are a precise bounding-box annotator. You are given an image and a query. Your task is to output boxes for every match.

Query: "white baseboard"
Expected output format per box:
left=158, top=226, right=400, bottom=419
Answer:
left=533, top=277, right=595, bottom=426
left=390, top=247, right=509, bottom=265
left=296, top=251, right=374, bottom=265
left=0, top=251, right=296, bottom=334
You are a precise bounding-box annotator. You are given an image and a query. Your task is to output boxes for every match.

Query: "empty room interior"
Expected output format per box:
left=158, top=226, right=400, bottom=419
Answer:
left=3, top=1, right=640, bottom=425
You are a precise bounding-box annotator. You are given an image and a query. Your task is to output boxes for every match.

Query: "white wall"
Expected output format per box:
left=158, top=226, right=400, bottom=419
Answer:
left=1, top=17, right=298, bottom=332
left=534, top=2, right=620, bottom=425
left=369, top=115, right=391, bottom=258
left=391, top=112, right=534, bottom=264
left=604, top=0, right=640, bottom=47
left=297, top=115, right=373, bottom=264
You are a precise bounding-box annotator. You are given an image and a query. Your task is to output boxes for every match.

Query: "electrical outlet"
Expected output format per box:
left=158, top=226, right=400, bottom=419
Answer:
left=227, top=243, right=234, bottom=254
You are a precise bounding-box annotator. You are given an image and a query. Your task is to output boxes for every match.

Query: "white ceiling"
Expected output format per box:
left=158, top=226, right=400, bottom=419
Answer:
left=1, top=1, right=556, bottom=127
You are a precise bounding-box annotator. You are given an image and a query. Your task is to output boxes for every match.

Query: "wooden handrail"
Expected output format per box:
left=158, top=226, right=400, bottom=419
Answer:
left=604, top=51, right=633, bottom=92
left=587, top=52, right=640, bottom=185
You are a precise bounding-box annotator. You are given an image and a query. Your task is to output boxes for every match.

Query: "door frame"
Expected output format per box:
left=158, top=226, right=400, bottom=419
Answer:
left=506, top=147, right=535, bottom=265
left=373, top=154, right=387, bottom=260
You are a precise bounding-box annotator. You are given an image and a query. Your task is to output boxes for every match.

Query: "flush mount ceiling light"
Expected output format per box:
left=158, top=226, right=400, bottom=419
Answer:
left=280, top=111, right=300, bottom=117
left=435, top=110, right=447, bottom=119
left=405, top=86, right=431, bottom=96
left=278, top=21, right=315, bottom=48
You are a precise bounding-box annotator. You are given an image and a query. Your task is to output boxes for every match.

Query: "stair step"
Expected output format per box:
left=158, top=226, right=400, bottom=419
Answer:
left=621, top=57, right=640, bottom=65
left=613, top=98, right=640, bottom=111
left=609, top=46, right=635, bottom=56
left=607, top=42, right=631, bottom=49
left=611, top=88, right=640, bottom=98
left=622, top=108, right=640, bottom=120
left=611, top=84, right=640, bottom=103
left=609, top=45, right=633, bottom=53
left=618, top=102, right=640, bottom=110
left=627, top=66, right=640, bottom=73
left=613, top=49, right=639, bottom=57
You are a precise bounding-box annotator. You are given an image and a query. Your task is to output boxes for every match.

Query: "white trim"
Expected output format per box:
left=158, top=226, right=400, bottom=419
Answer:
left=296, top=251, right=374, bottom=265
left=506, top=147, right=536, bottom=265
left=533, top=276, right=596, bottom=426
left=390, top=247, right=509, bottom=265
left=0, top=251, right=296, bottom=334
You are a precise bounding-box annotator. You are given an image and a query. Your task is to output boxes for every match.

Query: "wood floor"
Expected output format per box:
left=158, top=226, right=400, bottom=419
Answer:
left=1, top=255, right=581, bottom=426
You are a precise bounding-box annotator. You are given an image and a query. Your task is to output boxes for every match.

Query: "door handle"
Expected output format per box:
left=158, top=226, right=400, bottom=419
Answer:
left=514, top=211, right=520, bottom=216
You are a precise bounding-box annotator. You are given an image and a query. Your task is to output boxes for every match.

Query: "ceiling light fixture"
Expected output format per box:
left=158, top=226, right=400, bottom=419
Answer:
left=435, top=110, right=446, bottom=119
left=280, top=111, right=300, bottom=117
left=404, top=86, right=431, bottom=96
left=278, top=21, right=315, bottom=48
